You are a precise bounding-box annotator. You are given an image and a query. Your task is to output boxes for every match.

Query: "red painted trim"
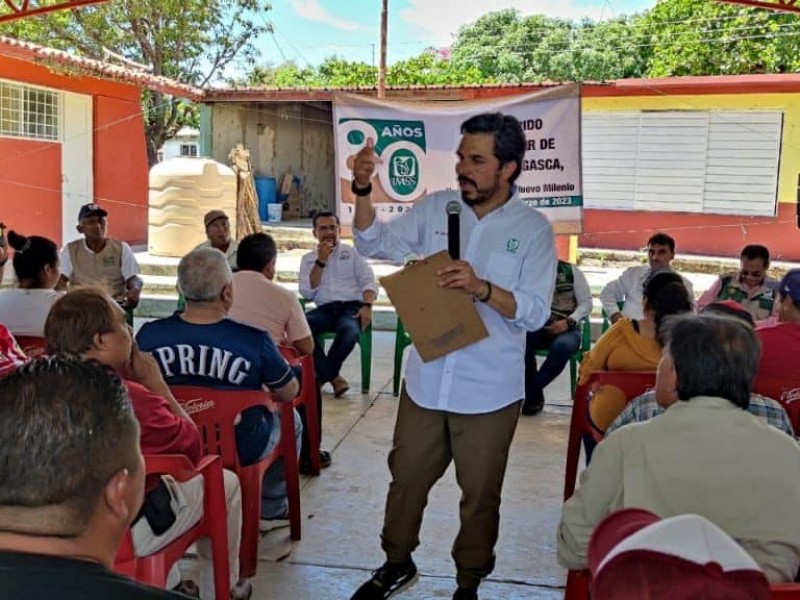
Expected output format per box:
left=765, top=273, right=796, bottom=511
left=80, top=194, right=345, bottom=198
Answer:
left=715, top=0, right=800, bottom=14
left=580, top=204, right=800, bottom=261
left=203, top=74, right=800, bottom=103
left=0, top=0, right=109, bottom=24
left=0, top=35, right=200, bottom=98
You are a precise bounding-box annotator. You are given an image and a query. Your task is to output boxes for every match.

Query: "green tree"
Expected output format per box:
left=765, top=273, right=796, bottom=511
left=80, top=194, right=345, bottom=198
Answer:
left=387, top=50, right=485, bottom=85
left=449, top=9, right=648, bottom=83
left=245, top=50, right=483, bottom=88
left=642, top=0, right=800, bottom=76
left=1, top=0, right=271, bottom=164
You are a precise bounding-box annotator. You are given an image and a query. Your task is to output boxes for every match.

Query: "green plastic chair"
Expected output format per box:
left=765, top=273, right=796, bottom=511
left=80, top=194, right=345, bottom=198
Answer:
left=392, top=318, right=412, bottom=397
left=534, top=316, right=592, bottom=397
left=317, top=325, right=372, bottom=394
left=601, top=301, right=625, bottom=333
left=303, top=296, right=372, bottom=394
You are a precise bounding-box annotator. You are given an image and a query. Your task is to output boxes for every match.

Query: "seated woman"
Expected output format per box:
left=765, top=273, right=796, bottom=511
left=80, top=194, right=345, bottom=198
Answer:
left=0, top=231, right=62, bottom=337
left=579, top=271, right=693, bottom=432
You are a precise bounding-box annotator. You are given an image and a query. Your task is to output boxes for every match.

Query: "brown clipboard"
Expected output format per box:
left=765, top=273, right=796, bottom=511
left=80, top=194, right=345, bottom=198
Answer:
left=380, top=250, right=489, bottom=363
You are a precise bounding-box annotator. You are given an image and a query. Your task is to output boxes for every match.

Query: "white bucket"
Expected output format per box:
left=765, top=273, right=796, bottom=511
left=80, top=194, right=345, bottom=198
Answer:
left=267, top=202, right=282, bottom=223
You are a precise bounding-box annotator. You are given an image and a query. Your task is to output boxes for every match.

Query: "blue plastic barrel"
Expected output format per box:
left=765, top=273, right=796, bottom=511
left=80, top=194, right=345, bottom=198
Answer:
left=254, top=176, right=277, bottom=222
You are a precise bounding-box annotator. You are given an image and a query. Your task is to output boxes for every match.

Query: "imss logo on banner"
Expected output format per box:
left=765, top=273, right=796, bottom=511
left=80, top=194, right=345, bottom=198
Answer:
left=339, top=118, right=427, bottom=204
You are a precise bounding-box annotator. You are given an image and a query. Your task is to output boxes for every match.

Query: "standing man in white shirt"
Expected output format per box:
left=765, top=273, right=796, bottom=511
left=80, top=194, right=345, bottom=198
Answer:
left=523, top=260, right=593, bottom=415
left=349, top=113, right=556, bottom=600
left=299, top=211, right=377, bottom=398
left=599, top=232, right=693, bottom=323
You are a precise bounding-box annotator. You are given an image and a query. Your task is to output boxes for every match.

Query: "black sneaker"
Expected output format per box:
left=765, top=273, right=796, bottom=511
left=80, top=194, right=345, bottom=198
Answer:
left=453, top=588, right=478, bottom=600
left=351, top=560, right=418, bottom=599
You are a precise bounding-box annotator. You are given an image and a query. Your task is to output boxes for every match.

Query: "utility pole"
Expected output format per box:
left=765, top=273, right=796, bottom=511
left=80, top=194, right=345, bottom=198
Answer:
left=377, top=0, right=388, bottom=99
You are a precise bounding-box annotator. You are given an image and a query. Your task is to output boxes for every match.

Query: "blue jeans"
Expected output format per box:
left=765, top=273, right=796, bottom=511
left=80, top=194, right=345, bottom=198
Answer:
left=524, top=325, right=581, bottom=405
left=306, top=301, right=362, bottom=383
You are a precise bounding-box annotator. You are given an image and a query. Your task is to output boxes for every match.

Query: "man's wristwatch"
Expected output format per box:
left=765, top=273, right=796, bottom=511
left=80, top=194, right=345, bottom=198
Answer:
left=361, top=302, right=373, bottom=308
left=566, top=317, right=577, bottom=328
left=315, top=259, right=327, bottom=269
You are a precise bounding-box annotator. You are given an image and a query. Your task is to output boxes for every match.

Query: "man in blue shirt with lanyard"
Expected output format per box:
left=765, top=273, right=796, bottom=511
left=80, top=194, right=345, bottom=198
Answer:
left=350, top=113, right=557, bottom=600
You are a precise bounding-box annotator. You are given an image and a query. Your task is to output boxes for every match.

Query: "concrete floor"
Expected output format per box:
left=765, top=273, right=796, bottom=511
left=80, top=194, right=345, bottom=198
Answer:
left=247, top=331, right=574, bottom=600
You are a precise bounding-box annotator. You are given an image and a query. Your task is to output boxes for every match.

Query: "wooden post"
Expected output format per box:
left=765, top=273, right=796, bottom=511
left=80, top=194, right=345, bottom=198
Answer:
left=377, top=0, right=388, bottom=99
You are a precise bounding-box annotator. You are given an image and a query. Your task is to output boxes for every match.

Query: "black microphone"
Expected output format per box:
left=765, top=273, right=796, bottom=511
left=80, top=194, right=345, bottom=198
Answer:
left=446, top=200, right=461, bottom=260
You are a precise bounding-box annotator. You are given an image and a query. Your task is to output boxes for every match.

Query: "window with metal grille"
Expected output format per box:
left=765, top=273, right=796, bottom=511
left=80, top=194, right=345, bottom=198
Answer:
left=180, top=143, right=198, bottom=157
left=0, top=82, right=59, bottom=141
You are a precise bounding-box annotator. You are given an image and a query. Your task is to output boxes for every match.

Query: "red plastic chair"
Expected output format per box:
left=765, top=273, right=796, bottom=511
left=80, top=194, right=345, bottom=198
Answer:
left=114, top=453, right=230, bottom=599
left=279, top=345, right=321, bottom=475
left=14, top=335, right=46, bottom=358
left=564, top=371, right=655, bottom=500
left=564, top=569, right=590, bottom=600
left=771, top=584, right=800, bottom=598
left=171, top=386, right=301, bottom=579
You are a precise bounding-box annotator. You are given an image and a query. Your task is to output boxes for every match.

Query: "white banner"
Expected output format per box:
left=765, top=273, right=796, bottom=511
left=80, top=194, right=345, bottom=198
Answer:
left=333, top=84, right=582, bottom=234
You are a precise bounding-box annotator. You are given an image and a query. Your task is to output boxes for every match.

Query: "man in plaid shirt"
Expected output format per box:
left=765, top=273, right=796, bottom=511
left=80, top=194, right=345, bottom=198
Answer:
left=607, top=389, right=794, bottom=437
left=606, top=300, right=794, bottom=438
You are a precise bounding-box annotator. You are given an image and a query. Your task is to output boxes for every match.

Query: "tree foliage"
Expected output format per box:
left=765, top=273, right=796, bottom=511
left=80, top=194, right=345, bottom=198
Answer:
left=449, top=9, right=650, bottom=83
left=244, top=49, right=484, bottom=88
left=641, top=0, right=800, bottom=76
left=0, top=0, right=272, bottom=164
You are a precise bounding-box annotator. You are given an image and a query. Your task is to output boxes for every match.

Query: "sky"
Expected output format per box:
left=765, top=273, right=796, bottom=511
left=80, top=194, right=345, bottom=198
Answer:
left=258, top=0, right=659, bottom=68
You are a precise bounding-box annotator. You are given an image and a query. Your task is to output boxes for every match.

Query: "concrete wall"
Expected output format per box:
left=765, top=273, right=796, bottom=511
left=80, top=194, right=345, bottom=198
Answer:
left=209, top=101, right=335, bottom=217
left=581, top=91, right=800, bottom=261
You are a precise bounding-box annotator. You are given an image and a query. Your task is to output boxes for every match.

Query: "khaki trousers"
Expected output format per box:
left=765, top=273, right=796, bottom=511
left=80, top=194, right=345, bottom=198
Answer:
left=381, top=387, right=521, bottom=590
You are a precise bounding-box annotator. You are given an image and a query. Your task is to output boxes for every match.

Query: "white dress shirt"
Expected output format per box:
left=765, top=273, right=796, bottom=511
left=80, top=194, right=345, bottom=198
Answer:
left=599, top=265, right=695, bottom=320
left=558, top=396, right=800, bottom=583
left=565, top=264, right=593, bottom=323
left=299, top=243, right=377, bottom=305
left=355, top=189, right=556, bottom=414
left=60, top=239, right=140, bottom=281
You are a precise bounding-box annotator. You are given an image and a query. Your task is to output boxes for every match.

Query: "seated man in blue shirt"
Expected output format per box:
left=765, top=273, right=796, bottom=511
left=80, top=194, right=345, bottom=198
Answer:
left=137, top=247, right=300, bottom=520
left=299, top=211, right=377, bottom=397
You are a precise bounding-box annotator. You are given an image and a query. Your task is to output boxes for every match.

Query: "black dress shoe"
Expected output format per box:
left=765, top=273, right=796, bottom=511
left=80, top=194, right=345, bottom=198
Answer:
left=521, top=400, right=544, bottom=415
left=299, top=450, right=332, bottom=475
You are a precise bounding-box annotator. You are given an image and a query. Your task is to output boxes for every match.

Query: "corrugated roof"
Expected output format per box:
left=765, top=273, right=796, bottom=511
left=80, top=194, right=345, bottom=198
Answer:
left=0, top=35, right=202, bottom=99
left=202, top=73, right=800, bottom=103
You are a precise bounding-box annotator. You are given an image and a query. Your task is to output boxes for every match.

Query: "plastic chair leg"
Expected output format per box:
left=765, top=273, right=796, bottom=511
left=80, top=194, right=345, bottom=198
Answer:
left=281, top=407, right=302, bottom=541
left=205, top=465, right=232, bottom=599
left=359, top=327, right=372, bottom=393
left=305, top=394, right=321, bottom=476
left=569, top=357, right=578, bottom=398
left=238, top=468, right=263, bottom=579
left=564, top=570, right=590, bottom=600
left=564, top=387, right=587, bottom=501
